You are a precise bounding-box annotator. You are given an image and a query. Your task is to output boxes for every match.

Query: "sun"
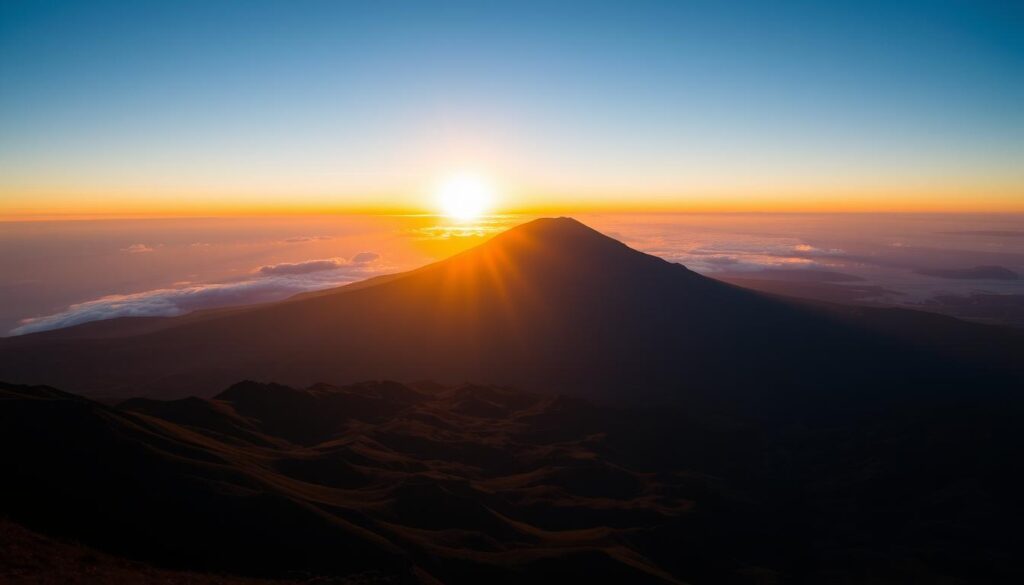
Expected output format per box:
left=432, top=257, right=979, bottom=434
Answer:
left=435, top=172, right=496, bottom=221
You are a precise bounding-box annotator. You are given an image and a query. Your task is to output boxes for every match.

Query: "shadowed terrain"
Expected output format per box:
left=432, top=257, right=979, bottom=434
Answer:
left=3, top=379, right=1022, bottom=584
left=0, top=518, right=326, bottom=585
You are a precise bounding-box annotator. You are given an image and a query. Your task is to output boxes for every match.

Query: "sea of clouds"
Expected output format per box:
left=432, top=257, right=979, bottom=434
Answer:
left=12, top=252, right=384, bottom=335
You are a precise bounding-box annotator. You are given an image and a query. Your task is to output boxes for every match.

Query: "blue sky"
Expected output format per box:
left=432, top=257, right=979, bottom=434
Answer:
left=1, top=0, right=1022, bottom=213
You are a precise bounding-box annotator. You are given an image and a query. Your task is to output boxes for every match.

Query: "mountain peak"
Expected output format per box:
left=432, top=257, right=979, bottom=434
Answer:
left=479, top=216, right=634, bottom=261
left=515, top=216, right=589, bottom=229
left=501, top=216, right=608, bottom=240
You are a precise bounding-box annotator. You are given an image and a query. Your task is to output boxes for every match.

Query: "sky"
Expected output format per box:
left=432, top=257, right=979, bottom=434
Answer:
left=1, top=0, right=1023, bottom=217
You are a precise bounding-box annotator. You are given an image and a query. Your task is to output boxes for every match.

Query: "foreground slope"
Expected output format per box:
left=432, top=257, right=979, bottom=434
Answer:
left=0, top=519, right=336, bottom=585
left=3, top=379, right=1021, bottom=583
left=1, top=380, right=694, bottom=584
left=1, top=217, right=1021, bottom=406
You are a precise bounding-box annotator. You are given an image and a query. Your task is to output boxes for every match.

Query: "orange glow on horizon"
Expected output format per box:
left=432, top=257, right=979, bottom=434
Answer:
left=1, top=180, right=1022, bottom=221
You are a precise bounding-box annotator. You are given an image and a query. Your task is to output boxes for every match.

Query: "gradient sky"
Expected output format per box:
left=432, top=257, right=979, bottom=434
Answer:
left=1, top=0, right=1022, bottom=216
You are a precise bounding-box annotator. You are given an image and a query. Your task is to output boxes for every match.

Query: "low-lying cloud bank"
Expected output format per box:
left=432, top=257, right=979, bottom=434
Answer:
left=258, top=257, right=347, bottom=276
left=11, top=254, right=385, bottom=336
left=658, top=240, right=846, bottom=274
left=121, top=243, right=157, bottom=253
left=257, top=253, right=379, bottom=276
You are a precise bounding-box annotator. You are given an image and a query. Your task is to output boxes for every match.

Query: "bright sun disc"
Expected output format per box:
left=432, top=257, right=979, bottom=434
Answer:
left=436, top=173, right=495, bottom=220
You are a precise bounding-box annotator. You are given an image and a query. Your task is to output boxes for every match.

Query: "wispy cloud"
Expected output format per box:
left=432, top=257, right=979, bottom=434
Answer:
left=257, top=253, right=380, bottom=276
left=258, top=257, right=347, bottom=275
left=282, top=235, right=333, bottom=243
left=121, top=243, right=156, bottom=253
left=11, top=254, right=386, bottom=336
left=657, top=240, right=845, bottom=274
left=351, top=251, right=380, bottom=264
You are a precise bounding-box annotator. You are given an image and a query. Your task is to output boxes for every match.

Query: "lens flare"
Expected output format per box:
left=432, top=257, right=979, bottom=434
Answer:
left=436, top=173, right=496, bottom=221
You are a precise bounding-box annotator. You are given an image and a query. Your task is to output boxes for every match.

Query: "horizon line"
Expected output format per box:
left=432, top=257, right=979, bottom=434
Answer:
left=4, top=206, right=1024, bottom=222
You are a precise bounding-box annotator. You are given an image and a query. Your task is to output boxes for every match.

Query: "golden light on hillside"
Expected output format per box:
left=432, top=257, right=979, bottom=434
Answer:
left=435, top=172, right=497, bottom=221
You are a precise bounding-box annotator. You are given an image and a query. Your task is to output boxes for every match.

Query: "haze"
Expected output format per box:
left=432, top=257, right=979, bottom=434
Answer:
left=3, top=213, right=1023, bottom=336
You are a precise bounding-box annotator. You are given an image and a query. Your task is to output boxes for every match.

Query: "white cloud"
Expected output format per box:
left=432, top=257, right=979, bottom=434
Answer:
left=283, top=235, right=333, bottom=243
left=790, top=243, right=845, bottom=257
left=11, top=254, right=385, bottom=336
left=645, top=238, right=847, bottom=274
left=121, top=243, right=156, bottom=253
left=257, top=253, right=381, bottom=275
left=258, top=257, right=346, bottom=275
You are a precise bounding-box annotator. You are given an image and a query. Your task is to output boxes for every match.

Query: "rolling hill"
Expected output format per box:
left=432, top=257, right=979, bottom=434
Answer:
left=4, top=379, right=1022, bottom=583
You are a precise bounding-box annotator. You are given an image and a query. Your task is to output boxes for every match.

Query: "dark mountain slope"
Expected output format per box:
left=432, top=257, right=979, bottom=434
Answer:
left=0, top=382, right=407, bottom=579
left=0, top=518, right=359, bottom=585
left=1, top=218, right=1020, bottom=408
left=3, top=379, right=1021, bottom=583
left=0, top=380, right=703, bottom=584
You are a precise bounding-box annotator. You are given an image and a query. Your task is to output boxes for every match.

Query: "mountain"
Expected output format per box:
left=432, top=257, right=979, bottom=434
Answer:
left=3, top=220, right=1023, bottom=583
left=4, top=379, right=1022, bottom=584
left=2, top=217, right=1021, bottom=408
left=0, top=379, right=710, bottom=584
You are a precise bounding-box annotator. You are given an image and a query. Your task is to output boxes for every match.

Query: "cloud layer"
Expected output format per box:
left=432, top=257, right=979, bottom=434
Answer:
left=256, top=252, right=381, bottom=276
left=12, top=254, right=384, bottom=335
left=121, top=243, right=156, bottom=253
left=258, top=258, right=347, bottom=275
left=653, top=239, right=846, bottom=274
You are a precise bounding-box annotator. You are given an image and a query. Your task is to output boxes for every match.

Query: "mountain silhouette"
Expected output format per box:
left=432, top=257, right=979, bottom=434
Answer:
left=1, top=217, right=1021, bottom=410
left=3, top=221, right=1024, bottom=583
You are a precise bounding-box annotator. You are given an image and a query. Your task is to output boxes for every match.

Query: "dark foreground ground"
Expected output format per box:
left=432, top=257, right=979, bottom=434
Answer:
left=2, top=379, right=1022, bottom=584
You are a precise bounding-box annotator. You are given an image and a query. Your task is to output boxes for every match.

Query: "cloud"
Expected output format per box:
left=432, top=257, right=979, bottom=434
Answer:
left=258, top=258, right=346, bottom=275
left=351, top=252, right=380, bottom=264
left=257, top=253, right=380, bottom=276
left=644, top=237, right=848, bottom=274
left=669, top=244, right=827, bottom=273
left=790, top=243, right=845, bottom=257
left=686, top=254, right=819, bottom=273
left=122, top=243, right=156, bottom=253
left=11, top=253, right=386, bottom=336
left=283, top=235, right=333, bottom=243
